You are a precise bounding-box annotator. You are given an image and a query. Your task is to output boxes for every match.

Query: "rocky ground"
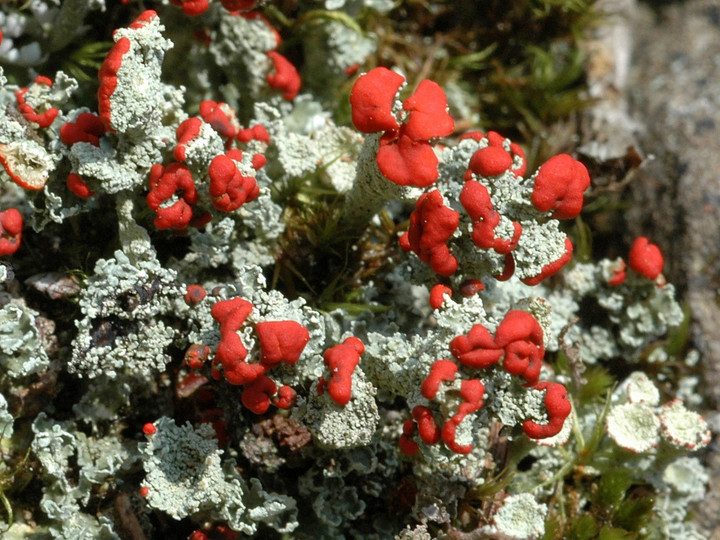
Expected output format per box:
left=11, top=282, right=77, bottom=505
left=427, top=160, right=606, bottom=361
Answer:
left=583, top=0, right=720, bottom=534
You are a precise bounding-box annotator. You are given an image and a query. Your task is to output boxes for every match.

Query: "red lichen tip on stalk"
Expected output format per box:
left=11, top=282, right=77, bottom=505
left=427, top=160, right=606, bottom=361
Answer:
left=273, top=385, right=297, bottom=409
left=608, top=259, right=627, bottom=286
left=66, top=174, right=95, bottom=198
left=398, top=418, right=420, bottom=456
left=15, top=76, right=58, bottom=128
left=401, top=79, right=455, bottom=141
left=400, top=190, right=459, bottom=276
left=237, top=124, right=270, bottom=144
left=441, top=378, right=485, bottom=454
left=463, top=131, right=527, bottom=179
left=0, top=208, right=23, bottom=256
left=628, top=237, right=664, bottom=280
left=495, top=310, right=545, bottom=387
left=184, top=284, right=207, bottom=305
left=142, top=423, right=157, bottom=435
left=254, top=320, right=310, bottom=366
left=522, top=382, right=571, bottom=439
left=411, top=405, right=441, bottom=445
left=60, top=113, right=106, bottom=147
left=266, top=51, right=301, bottom=101
left=350, top=67, right=405, bottom=133
left=429, top=284, right=453, bottom=310
left=421, top=359, right=457, bottom=400
left=140, top=487, right=149, bottom=497
left=376, top=133, right=440, bottom=188
left=170, top=0, right=210, bottom=16
left=449, top=324, right=503, bottom=370
left=184, top=344, right=211, bottom=370
left=146, top=163, right=199, bottom=230
left=323, top=337, right=364, bottom=406
left=459, top=279, right=484, bottom=297
left=241, top=375, right=277, bottom=414
left=221, top=0, right=258, bottom=12
left=521, top=237, right=574, bottom=286
left=460, top=179, right=522, bottom=255
left=199, top=100, right=240, bottom=139
left=208, top=152, right=260, bottom=212
left=98, top=37, right=132, bottom=131
left=174, top=117, right=204, bottom=162
left=211, top=297, right=266, bottom=386
left=531, top=154, right=591, bottom=220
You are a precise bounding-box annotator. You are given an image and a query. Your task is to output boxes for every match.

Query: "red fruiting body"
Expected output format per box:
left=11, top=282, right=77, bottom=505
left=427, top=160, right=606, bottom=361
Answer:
left=199, top=100, right=239, bottom=139
left=241, top=375, right=277, bottom=414
left=401, top=79, right=455, bottom=141
left=0, top=208, right=23, bottom=256
left=468, top=146, right=512, bottom=177
left=266, top=51, right=301, bottom=101
left=60, top=113, right=106, bottom=147
left=183, top=343, right=210, bottom=369
left=184, top=284, right=207, bottom=305
left=237, top=124, right=270, bottom=144
left=531, top=154, right=591, bottom=220
left=184, top=344, right=211, bottom=370
left=66, top=173, right=95, bottom=198
left=459, top=279, right=484, bottom=297
left=495, top=253, right=515, bottom=281
left=254, top=320, right=310, bottom=366
left=399, top=418, right=420, bottom=456
left=495, top=310, right=545, bottom=387
left=460, top=180, right=522, bottom=254
left=376, top=133, right=440, bottom=188
left=140, top=487, right=149, bottom=497
left=98, top=37, right=132, bottom=130
left=441, top=378, right=485, bottom=454
left=211, top=297, right=266, bottom=386
left=449, top=324, right=503, bottom=370
left=421, top=359, right=457, bottom=400
left=429, top=283, right=453, bottom=310
left=15, top=82, right=59, bottom=128
left=412, top=405, right=441, bottom=445
left=251, top=154, right=266, bottom=170
left=221, top=0, right=258, bottom=11
left=142, top=423, right=156, bottom=435
left=273, top=385, right=297, bottom=409
left=350, top=67, right=453, bottom=188
left=189, top=532, right=209, bottom=540
left=208, top=152, right=260, bottom=212
left=146, top=163, right=199, bottom=230
left=169, top=0, right=210, bottom=16
left=350, top=67, right=404, bottom=133
left=463, top=131, right=527, bottom=178
left=522, top=382, right=571, bottom=439
left=0, top=144, right=47, bottom=190
left=128, top=10, right=156, bottom=30
left=521, top=237, right=574, bottom=286
left=174, top=117, right=203, bottom=162
left=323, top=337, right=364, bottom=406
left=628, top=237, right=664, bottom=280
left=400, top=190, right=459, bottom=276
left=608, top=259, right=627, bottom=286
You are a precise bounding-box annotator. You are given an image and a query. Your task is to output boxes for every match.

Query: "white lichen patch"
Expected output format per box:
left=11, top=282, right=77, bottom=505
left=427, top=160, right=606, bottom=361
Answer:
left=659, top=399, right=711, bottom=450
left=662, top=457, right=708, bottom=499
left=493, top=493, right=547, bottom=539
left=624, top=371, right=661, bottom=406
left=299, top=367, right=379, bottom=449
left=606, top=402, right=660, bottom=453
